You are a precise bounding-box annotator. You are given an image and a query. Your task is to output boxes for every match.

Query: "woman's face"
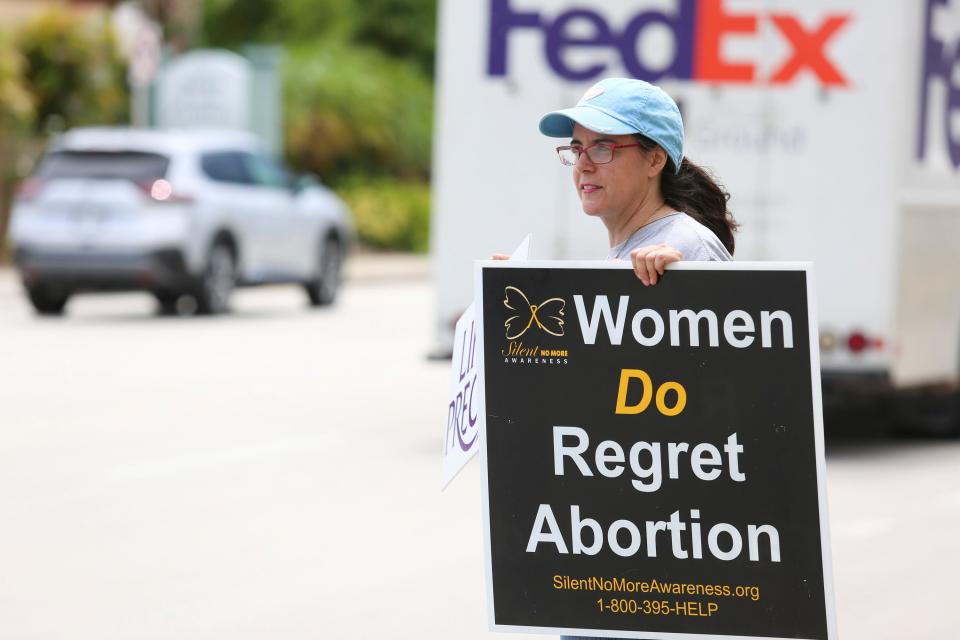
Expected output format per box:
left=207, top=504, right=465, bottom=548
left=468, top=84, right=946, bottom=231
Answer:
left=570, top=123, right=661, bottom=221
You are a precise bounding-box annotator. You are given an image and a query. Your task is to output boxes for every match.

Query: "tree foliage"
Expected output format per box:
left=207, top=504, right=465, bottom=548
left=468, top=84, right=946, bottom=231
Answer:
left=200, top=0, right=438, bottom=250
left=0, top=34, right=33, bottom=133
left=353, top=0, right=436, bottom=75
left=201, top=0, right=435, bottom=74
left=283, top=41, right=433, bottom=184
left=15, top=11, right=128, bottom=135
left=339, top=177, right=430, bottom=252
left=0, top=33, right=35, bottom=255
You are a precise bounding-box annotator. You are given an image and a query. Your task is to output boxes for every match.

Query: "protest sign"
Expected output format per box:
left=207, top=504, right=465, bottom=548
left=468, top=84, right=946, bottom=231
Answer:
left=441, top=304, right=483, bottom=488
left=442, top=236, right=531, bottom=489
left=475, top=261, right=836, bottom=639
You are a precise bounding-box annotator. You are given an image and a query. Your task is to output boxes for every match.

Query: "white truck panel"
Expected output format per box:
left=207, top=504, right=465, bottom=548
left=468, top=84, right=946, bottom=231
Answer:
left=432, top=0, right=960, bottom=389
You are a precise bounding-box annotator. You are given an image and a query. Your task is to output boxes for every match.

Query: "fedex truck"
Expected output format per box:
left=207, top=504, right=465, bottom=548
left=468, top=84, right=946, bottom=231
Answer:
left=429, top=0, right=960, bottom=432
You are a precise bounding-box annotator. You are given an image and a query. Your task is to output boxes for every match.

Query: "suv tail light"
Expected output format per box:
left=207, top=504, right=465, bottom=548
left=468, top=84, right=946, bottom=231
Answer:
left=136, top=178, right=194, bottom=204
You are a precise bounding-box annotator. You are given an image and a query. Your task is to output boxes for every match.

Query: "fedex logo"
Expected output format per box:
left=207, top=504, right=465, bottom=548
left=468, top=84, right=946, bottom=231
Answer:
left=488, top=0, right=850, bottom=86
left=917, top=0, right=960, bottom=168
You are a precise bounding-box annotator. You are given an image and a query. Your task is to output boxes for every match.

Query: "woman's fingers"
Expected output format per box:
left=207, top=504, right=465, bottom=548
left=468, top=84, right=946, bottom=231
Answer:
left=491, top=253, right=510, bottom=260
left=630, top=245, right=656, bottom=284
left=645, top=248, right=663, bottom=284
left=630, top=244, right=682, bottom=285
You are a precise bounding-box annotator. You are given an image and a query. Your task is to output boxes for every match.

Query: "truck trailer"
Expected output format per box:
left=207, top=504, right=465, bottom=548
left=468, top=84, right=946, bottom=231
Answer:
left=429, top=0, right=960, bottom=433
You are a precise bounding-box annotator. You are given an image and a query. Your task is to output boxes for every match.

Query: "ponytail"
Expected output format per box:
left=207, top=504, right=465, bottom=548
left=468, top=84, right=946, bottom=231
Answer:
left=634, top=135, right=738, bottom=255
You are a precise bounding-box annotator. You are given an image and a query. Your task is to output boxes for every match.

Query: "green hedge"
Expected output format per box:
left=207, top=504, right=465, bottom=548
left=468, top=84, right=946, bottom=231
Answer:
left=202, top=0, right=436, bottom=75
left=338, top=178, right=430, bottom=253
left=201, top=0, right=438, bottom=253
left=0, top=33, right=33, bottom=130
left=15, top=10, right=127, bottom=134
left=283, top=41, right=433, bottom=185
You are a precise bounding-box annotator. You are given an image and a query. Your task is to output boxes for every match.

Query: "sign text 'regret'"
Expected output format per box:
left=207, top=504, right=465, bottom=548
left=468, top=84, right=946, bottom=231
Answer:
left=487, top=0, right=850, bottom=85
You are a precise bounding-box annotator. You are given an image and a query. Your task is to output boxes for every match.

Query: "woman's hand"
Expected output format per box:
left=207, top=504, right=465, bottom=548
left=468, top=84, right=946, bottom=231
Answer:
left=491, top=253, right=510, bottom=260
left=629, top=243, right=682, bottom=286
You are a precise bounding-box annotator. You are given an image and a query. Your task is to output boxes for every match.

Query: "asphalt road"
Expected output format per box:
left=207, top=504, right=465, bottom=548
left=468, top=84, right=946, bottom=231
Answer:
left=0, top=259, right=958, bottom=640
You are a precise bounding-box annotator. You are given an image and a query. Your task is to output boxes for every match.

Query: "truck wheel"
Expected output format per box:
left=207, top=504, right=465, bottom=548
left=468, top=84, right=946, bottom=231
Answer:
left=944, top=394, right=960, bottom=438
left=304, top=235, right=342, bottom=307
left=27, top=285, right=69, bottom=316
left=195, top=243, right=236, bottom=315
left=891, top=388, right=960, bottom=438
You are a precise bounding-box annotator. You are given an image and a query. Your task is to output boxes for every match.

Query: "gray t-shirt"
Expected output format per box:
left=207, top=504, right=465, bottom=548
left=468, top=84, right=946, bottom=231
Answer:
left=606, top=211, right=731, bottom=262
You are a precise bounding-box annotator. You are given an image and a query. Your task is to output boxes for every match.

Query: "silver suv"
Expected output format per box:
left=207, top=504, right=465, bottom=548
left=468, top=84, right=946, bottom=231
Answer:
left=10, top=127, right=353, bottom=315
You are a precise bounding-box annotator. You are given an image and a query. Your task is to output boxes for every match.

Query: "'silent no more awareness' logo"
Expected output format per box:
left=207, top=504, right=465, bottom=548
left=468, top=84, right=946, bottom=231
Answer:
left=502, top=286, right=570, bottom=365
left=503, top=286, right=565, bottom=339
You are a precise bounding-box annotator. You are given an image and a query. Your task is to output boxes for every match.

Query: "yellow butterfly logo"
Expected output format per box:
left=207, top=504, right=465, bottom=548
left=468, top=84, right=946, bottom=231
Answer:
left=503, top=286, right=565, bottom=340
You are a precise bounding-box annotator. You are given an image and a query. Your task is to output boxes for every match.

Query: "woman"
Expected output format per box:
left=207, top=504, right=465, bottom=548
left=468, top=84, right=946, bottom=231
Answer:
left=522, top=77, right=737, bottom=283
left=537, top=78, right=737, bottom=640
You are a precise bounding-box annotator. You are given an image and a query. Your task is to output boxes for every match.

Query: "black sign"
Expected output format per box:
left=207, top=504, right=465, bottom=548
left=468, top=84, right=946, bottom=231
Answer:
left=477, top=263, right=835, bottom=639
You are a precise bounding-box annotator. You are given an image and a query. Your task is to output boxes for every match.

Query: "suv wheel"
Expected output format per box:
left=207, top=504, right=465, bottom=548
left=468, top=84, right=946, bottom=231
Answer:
left=154, top=291, right=181, bottom=315
left=305, top=236, right=342, bottom=307
left=27, top=285, right=69, bottom=316
left=196, top=243, right=236, bottom=314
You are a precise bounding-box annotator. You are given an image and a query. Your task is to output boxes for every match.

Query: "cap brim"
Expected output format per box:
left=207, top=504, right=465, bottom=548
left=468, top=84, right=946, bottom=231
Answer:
left=538, top=105, right=639, bottom=138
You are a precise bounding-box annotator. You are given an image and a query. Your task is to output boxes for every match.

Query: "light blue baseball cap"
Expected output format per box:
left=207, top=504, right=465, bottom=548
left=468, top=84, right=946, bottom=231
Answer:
left=538, top=77, right=684, bottom=173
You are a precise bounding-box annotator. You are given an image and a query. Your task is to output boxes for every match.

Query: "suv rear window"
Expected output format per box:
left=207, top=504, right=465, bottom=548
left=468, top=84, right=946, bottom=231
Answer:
left=36, top=151, right=170, bottom=181
left=200, top=152, right=253, bottom=185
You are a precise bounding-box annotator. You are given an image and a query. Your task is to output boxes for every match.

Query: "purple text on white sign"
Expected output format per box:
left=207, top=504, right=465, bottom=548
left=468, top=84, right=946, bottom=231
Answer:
left=446, top=318, right=480, bottom=453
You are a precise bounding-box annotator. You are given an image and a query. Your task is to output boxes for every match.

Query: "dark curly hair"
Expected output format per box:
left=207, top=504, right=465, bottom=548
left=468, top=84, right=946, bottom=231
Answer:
left=634, top=134, right=738, bottom=255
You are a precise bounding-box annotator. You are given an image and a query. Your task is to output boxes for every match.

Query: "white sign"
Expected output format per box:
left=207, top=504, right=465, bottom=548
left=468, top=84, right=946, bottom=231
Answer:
left=111, top=2, right=162, bottom=87
left=441, top=235, right=531, bottom=489
left=157, top=50, right=252, bottom=131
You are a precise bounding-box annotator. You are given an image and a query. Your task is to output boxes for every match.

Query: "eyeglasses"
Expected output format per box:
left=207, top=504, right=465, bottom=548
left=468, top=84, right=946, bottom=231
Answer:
left=556, top=142, right=643, bottom=166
